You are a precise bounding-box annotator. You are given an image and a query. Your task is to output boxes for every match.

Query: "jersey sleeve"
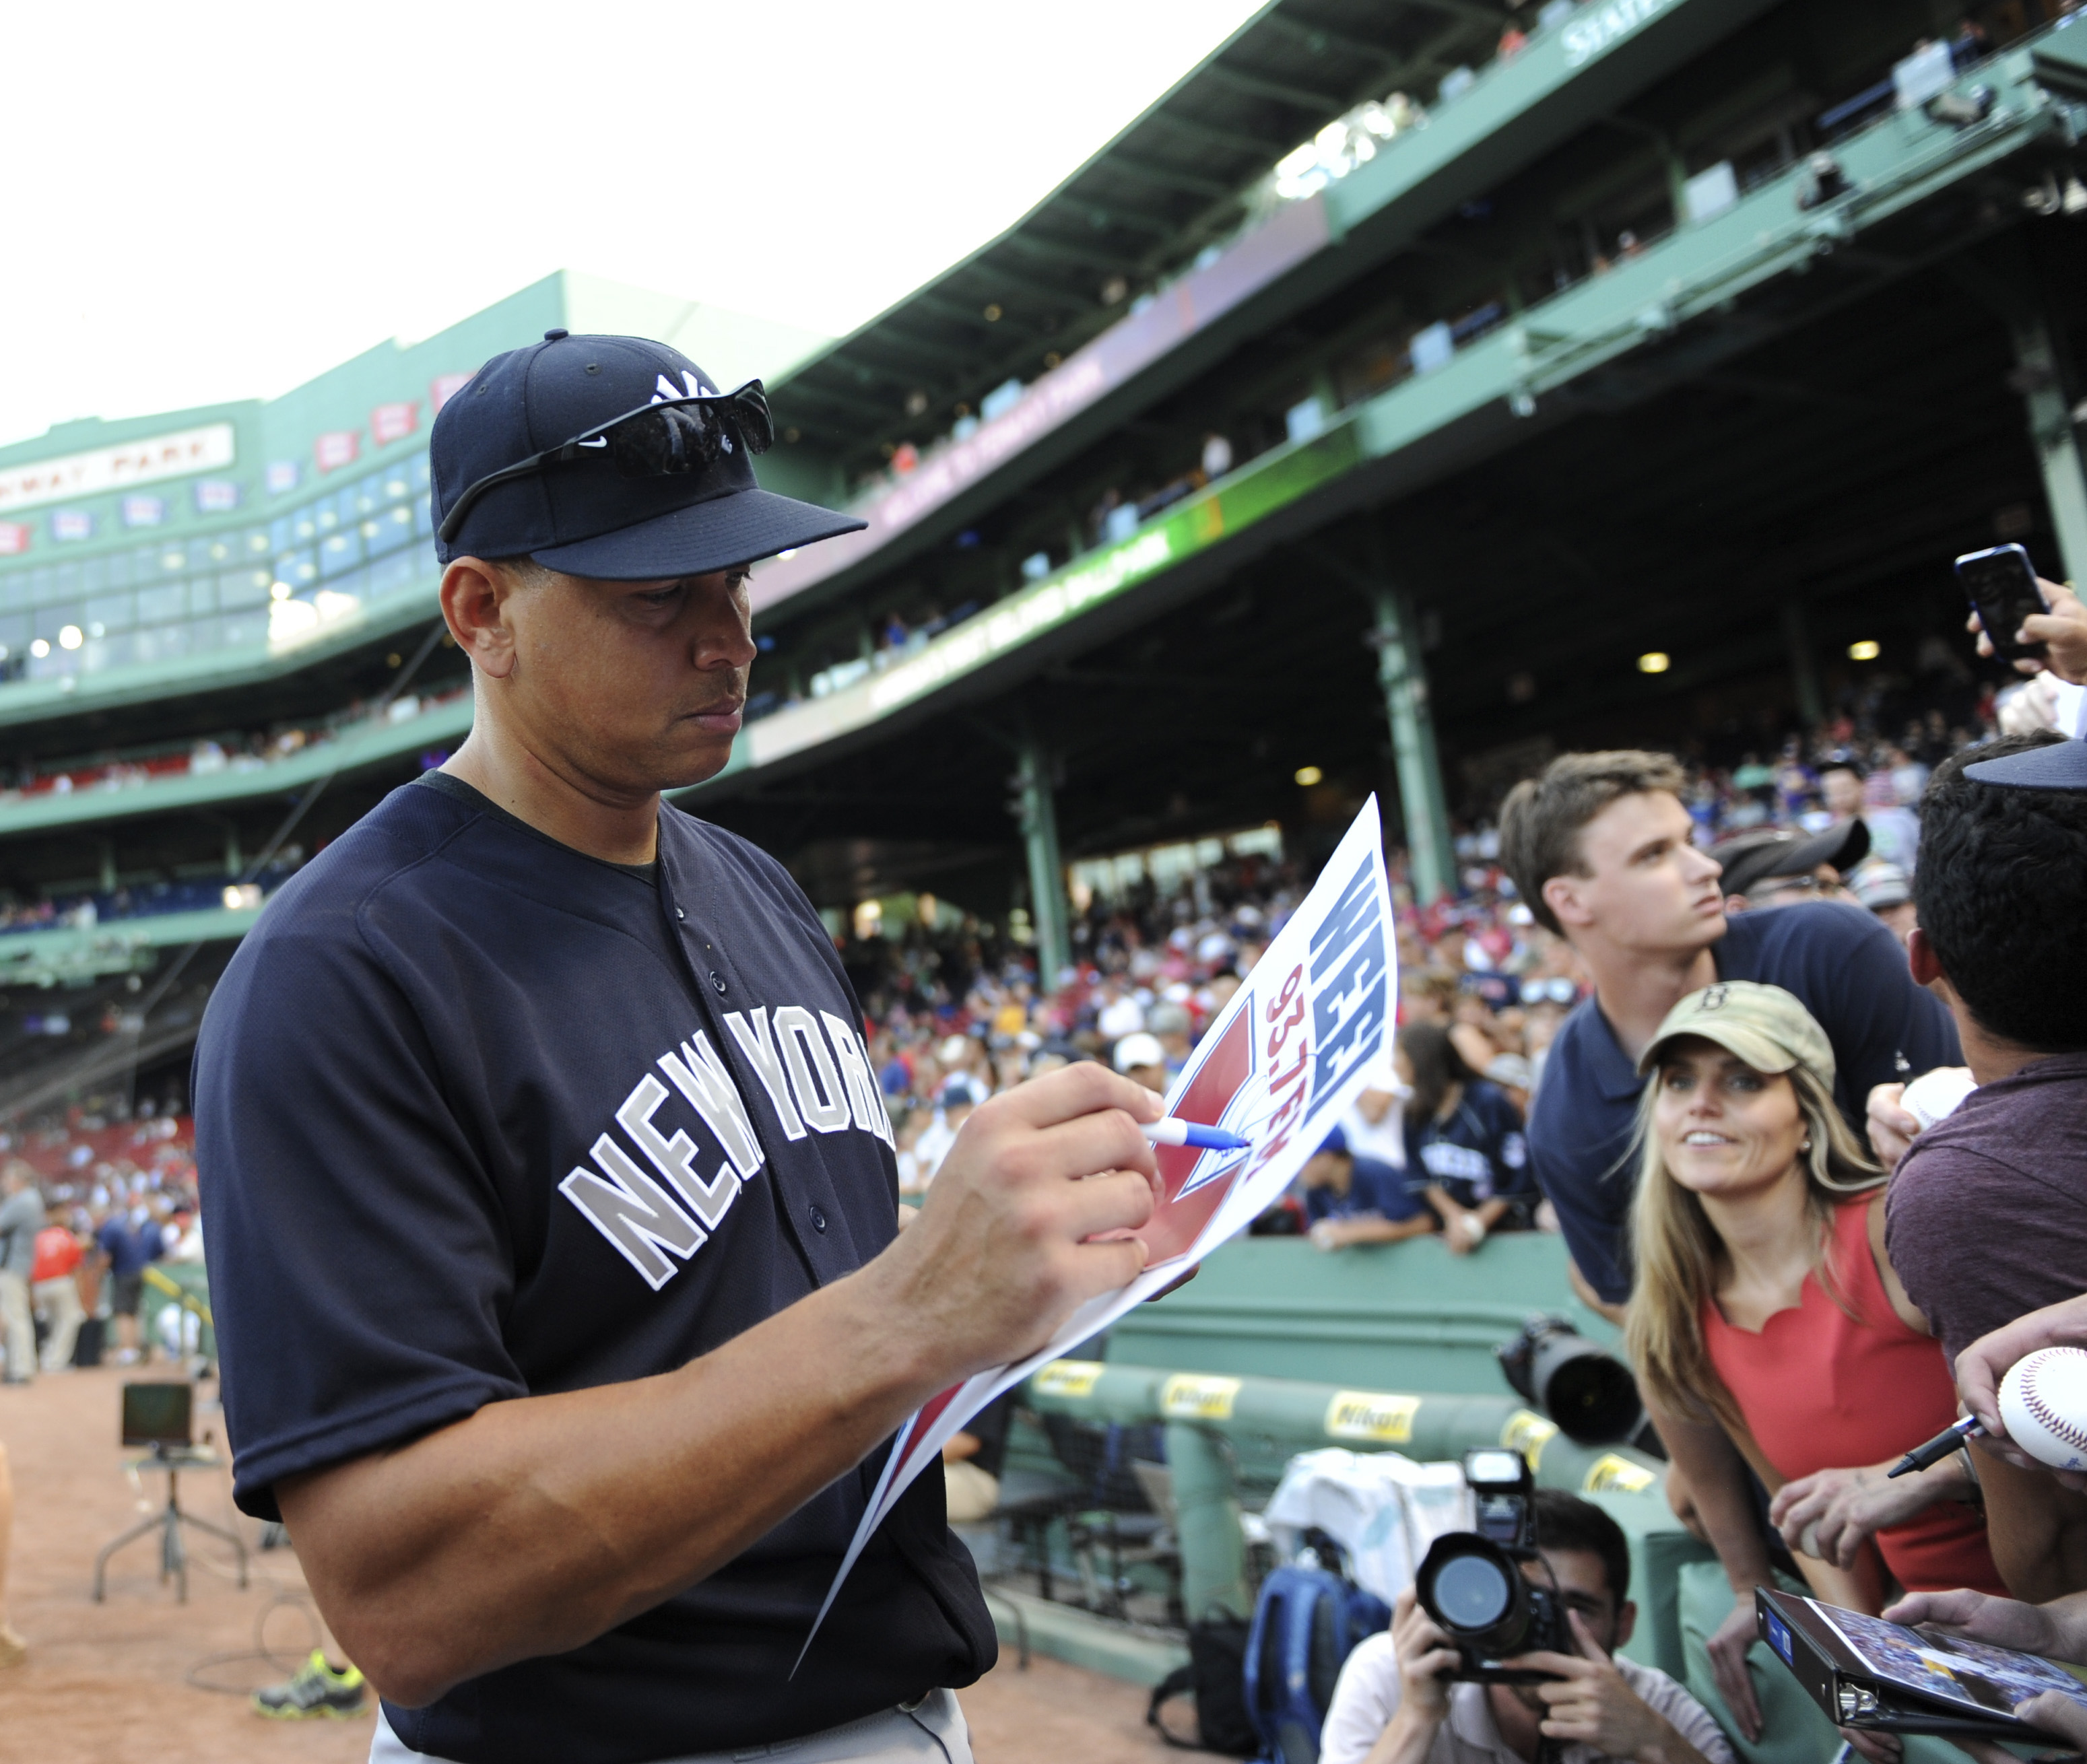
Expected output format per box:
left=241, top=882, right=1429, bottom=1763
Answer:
left=195, top=916, right=526, bottom=1520
left=1793, top=909, right=1962, bottom=1112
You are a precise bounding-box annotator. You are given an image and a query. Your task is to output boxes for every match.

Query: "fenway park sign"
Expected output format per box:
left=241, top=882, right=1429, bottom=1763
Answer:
left=0, top=422, right=236, bottom=515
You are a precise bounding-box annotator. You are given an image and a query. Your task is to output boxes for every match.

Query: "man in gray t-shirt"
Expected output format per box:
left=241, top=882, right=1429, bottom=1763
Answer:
left=0, top=1162, right=47, bottom=1384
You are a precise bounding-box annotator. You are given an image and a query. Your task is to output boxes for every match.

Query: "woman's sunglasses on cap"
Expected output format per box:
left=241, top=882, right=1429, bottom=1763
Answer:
left=437, top=380, right=774, bottom=547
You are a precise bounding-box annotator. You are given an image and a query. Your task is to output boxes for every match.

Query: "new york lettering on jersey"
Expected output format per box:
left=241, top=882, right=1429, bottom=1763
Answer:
left=562, top=1007, right=895, bottom=1291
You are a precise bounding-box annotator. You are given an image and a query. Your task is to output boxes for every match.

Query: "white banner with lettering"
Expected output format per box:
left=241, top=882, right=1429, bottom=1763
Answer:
left=0, top=422, right=236, bottom=515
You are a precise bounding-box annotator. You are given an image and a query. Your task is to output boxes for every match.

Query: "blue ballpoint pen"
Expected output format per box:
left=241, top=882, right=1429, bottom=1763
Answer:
left=1141, top=1119, right=1253, bottom=1153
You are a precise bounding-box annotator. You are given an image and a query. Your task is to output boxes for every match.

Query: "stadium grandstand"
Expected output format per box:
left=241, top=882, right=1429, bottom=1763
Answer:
left=3, top=0, right=2085, bottom=1112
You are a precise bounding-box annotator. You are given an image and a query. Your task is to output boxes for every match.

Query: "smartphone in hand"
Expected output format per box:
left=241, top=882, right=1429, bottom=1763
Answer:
left=1956, top=544, right=2051, bottom=662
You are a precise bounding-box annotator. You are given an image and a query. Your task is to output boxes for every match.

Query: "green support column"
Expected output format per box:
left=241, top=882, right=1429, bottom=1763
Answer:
left=2012, top=309, right=2087, bottom=585
left=1165, top=1421, right=1250, bottom=1623
left=1014, top=735, right=1071, bottom=986
left=1781, top=599, right=1823, bottom=727
left=1372, top=588, right=1455, bottom=906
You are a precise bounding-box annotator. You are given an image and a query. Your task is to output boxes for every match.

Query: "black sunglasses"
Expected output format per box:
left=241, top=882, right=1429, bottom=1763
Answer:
left=437, top=379, right=774, bottom=547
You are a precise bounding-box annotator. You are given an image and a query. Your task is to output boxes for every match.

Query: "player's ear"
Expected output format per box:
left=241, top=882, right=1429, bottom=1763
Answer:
left=442, top=557, right=519, bottom=679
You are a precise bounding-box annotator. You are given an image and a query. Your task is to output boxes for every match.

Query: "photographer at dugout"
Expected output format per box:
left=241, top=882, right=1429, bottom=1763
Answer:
left=1318, top=1491, right=1731, bottom=1764
left=194, top=331, right=1172, bottom=1764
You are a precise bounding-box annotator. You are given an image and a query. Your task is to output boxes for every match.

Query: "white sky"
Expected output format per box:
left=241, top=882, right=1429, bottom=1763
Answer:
left=0, top=1, right=1266, bottom=448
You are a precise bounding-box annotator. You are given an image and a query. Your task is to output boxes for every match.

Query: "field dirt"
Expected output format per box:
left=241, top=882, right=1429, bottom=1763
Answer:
left=0, top=1365, right=1191, bottom=1763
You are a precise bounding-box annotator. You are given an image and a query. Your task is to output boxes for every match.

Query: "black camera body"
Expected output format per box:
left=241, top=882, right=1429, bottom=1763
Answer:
left=1414, top=1449, right=1568, bottom=1685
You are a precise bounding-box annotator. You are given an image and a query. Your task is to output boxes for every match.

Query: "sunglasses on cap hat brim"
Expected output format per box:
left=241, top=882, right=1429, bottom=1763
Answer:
left=438, top=380, right=774, bottom=549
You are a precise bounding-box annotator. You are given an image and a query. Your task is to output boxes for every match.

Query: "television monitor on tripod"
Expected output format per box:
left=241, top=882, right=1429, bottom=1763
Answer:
left=120, top=1382, right=193, bottom=1450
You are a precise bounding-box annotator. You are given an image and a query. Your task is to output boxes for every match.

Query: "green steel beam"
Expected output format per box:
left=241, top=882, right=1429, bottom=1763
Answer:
left=1014, top=731, right=1071, bottom=983
left=0, top=693, right=471, bottom=838
left=1374, top=586, right=1455, bottom=906
left=696, top=37, right=2079, bottom=801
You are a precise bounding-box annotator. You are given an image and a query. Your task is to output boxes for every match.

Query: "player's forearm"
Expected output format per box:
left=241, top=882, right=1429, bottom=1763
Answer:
left=278, top=1261, right=943, bottom=1708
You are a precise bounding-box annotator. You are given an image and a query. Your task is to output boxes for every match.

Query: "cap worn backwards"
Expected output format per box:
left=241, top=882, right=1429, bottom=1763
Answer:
left=430, top=330, right=863, bottom=580
left=1964, top=735, right=2087, bottom=792
left=1636, top=979, right=1836, bottom=1091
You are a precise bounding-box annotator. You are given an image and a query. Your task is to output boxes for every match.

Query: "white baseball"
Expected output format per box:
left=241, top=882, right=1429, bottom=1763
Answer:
left=1903, top=1066, right=1977, bottom=1132
left=2000, top=1348, right=2087, bottom=1471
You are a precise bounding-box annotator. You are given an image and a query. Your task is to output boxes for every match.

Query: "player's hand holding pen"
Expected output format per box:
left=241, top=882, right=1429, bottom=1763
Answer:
left=870, top=1063, right=1164, bottom=1382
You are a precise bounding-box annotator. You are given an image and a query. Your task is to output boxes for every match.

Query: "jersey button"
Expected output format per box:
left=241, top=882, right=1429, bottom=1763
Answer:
left=808, top=1205, right=828, bottom=1233
left=675, top=907, right=686, bottom=921
left=708, top=969, right=727, bottom=994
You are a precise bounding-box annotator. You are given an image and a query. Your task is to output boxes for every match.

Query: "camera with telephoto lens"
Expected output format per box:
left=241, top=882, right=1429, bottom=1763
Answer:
left=1414, top=1449, right=1568, bottom=1684
left=1496, top=1315, right=1643, bottom=1447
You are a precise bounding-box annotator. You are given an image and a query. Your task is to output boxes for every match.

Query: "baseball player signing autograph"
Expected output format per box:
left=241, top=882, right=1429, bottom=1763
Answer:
left=194, top=331, right=1169, bottom=1764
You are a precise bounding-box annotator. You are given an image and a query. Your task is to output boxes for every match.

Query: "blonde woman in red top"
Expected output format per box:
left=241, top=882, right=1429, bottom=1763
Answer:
left=1622, top=982, right=2003, bottom=1746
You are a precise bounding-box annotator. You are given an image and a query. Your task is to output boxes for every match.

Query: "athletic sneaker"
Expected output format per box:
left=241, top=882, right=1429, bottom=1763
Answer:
left=252, top=1650, right=368, bottom=1719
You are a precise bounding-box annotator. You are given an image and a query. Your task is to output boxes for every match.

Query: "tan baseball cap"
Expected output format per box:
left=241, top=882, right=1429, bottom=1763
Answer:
left=1637, top=980, right=1835, bottom=1090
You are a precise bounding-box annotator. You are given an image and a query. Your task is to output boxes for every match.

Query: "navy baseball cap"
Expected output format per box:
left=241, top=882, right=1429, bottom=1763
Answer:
left=430, top=329, right=863, bottom=578
left=1965, top=734, right=2087, bottom=790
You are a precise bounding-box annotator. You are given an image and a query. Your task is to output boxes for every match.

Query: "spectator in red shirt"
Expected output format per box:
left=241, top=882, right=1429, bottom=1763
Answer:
left=30, top=1220, right=84, bottom=1373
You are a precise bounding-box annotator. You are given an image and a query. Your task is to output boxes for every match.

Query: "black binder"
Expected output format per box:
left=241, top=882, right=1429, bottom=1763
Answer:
left=1756, top=1588, right=2087, bottom=1744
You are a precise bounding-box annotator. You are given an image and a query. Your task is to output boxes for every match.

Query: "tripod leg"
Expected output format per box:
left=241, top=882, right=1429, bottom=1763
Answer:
left=93, top=1512, right=165, bottom=1602
left=183, top=1512, right=251, bottom=1589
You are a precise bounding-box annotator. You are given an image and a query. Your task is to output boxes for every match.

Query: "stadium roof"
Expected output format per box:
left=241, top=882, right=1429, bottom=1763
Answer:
left=770, top=0, right=1514, bottom=478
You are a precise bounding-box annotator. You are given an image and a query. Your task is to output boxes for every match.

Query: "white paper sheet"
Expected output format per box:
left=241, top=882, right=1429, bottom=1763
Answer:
left=796, top=796, right=1397, bottom=1665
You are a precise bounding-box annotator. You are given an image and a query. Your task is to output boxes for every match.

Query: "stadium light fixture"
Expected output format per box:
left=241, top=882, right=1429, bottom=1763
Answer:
left=58, top=624, right=82, bottom=650
left=1848, top=639, right=1881, bottom=661
left=29, top=638, right=50, bottom=659
left=1294, top=765, right=1324, bottom=786
left=1637, top=652, right=1670, bottom=674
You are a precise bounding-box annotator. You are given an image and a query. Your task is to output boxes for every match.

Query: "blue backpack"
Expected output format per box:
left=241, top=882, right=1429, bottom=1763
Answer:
left=1243, top=1563, right=1392, bottom=1764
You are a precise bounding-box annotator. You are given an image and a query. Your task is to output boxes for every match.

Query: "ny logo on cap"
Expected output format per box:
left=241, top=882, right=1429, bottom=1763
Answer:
left=649, top=370, right=733, bottom=452
left=653, top=370, right=716, bottom=404
left=1698, top=984, right=1729, bottom=1011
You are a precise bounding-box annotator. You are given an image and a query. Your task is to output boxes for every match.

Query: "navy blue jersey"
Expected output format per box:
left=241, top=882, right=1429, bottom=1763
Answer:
left=193, top=776, right=992, bottom=1763
left=1527, top=902, right=1960, bottom=1304
left=1409, top=1080, right=1531, bottom=1212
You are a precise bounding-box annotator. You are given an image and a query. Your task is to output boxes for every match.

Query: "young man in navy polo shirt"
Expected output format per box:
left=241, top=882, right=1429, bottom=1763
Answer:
left=195, top=333, right=1168, bottom=1764
left=1498, top=749, right=1958, bottom=1318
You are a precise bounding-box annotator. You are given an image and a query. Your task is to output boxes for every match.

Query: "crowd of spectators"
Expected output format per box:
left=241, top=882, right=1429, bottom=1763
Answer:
left=0, top=1094, right=201, bottom=1383
left=0, top=682, right=473, bottom=938
left=0, top=682, right=466, bottom=810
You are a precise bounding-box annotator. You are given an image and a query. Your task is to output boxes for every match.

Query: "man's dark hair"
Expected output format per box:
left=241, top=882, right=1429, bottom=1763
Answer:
left=1531, top=1488, right=1630, bottom=1606
left=1499, top=751, right=1687, bottom=935
left=1915, top=731, right=2087, bottom=1053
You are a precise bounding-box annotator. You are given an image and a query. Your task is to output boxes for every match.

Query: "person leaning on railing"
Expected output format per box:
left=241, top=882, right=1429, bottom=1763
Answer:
left=1621, top=982, right=2003, bottom=1748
